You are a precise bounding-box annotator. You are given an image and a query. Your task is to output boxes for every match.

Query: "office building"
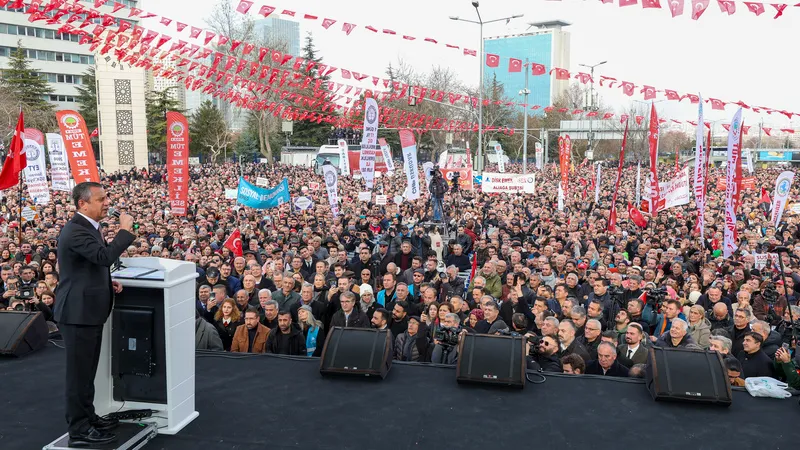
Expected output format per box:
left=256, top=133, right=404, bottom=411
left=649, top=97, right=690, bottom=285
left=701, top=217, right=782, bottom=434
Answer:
left=146, top=56, right=187, bottom=111
left=483, top=21, right=571, bottom=112
left=0, top=0, right=139, bottom=110
left=253, top=17, right=300, bottom=56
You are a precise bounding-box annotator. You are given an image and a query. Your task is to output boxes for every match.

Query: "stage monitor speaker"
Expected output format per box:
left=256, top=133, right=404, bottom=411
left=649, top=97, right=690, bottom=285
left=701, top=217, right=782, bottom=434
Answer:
left=456, top=333, right=526, bottom=389
left=646, top=347, right=732, bottom=406
left=319, top=327, right=392, bottom=379
left=0, top=311, right=48, bottom=358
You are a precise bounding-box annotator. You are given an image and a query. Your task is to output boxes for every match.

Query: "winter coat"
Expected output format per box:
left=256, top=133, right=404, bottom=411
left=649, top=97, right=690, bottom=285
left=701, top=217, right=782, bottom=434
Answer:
left=195, top=316, right=224, bottom=351
left=265, top=325, right=307, bottom=356
left=688, top=317, right=712, bottom=349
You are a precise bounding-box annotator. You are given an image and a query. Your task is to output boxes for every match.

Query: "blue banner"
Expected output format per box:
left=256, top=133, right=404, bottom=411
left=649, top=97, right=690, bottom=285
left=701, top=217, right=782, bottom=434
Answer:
left=236, top=177, right=290, bottom=209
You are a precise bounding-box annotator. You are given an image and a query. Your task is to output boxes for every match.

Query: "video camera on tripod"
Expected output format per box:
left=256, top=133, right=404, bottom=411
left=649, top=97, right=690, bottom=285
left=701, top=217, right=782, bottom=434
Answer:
left=643, top=286, right=668, bottom=309
left=761, top=282, right=783, bottom=325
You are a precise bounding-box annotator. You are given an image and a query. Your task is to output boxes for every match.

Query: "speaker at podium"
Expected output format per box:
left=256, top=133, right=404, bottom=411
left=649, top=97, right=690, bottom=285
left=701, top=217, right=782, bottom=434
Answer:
left=96, top=257, right=200, bottom=435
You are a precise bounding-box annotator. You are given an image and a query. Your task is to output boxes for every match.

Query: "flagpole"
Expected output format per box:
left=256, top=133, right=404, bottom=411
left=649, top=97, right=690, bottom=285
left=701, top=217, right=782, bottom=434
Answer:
left=16, top=104, right=22, bottom=248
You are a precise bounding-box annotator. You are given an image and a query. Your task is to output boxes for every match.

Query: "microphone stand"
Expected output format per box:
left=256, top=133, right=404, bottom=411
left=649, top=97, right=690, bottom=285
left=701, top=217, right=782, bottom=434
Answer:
left=773, top=248, right=797, bottom=346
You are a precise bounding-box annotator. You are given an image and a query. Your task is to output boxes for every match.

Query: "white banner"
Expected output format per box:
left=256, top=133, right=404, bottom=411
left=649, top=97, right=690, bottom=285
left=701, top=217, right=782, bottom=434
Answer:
left=255, top=177, right=269, bottom=187
left=771, top=170, right=795, bottom=226
left=495, top=144, right=505, bottom=173
left=423, top=162, right=434, bottom=190
left=724, top=108, right=743, bottom=258
left=753, top=252, right=780, bottom=270
left=378, top=138, right=395, bottom=175
left=745, top=149, right=754, bottom=174
left=23, top=139, right=49, bottom=204
left=481, top=172, right=536, bottom=194
left=693, top=95, right=706, bottom=235
left=45, top=133, right=71, bottom=192
left=337, top=139, right=350, bottom=175
left=360, top=97, right=379, bottom=189
left=557, top=182, right=565, bottom=211
left=399, top=130, right=421, bottom=201
left=649, top=167, right=691, bottom=211
left=322, top=163, right=339, bottom=217
left=594, top=164, right=601, bottom=203
left=635, top=162, right=641, bottom=205
left=535, top=142, right=543, bottom=170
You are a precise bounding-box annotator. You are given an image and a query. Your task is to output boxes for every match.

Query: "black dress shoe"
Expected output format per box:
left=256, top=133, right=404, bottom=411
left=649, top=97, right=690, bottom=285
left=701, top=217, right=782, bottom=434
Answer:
left=68, top=427, right=117, bottom=447
left=90, top=416, right=119, bottom=431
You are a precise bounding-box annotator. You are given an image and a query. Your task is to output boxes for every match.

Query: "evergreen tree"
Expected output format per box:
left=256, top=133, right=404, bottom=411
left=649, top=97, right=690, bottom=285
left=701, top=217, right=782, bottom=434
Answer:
left=146, top=87, right=184, bottom=157
left=289, top=32, right=334, bottom=146
left=189, top=100, right=231, bottom=163
left=74, top=67, right=98, bottom=131
left=0, top=41, right=54, bottom=110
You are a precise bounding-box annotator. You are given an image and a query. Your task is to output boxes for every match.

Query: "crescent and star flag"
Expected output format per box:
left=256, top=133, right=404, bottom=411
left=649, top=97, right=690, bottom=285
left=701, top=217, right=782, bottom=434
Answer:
left=485, top=53, right=499, bottom=68
left=628, top=202, right=648, bottom=228
left=223, top=229, right=243, bottom=257
left=0, top=111, right=27, bottom=190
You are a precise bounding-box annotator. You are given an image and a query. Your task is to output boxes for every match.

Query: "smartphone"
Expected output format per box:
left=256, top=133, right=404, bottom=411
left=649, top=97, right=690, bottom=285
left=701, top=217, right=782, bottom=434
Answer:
left=782, top=343, right=790, bottom=350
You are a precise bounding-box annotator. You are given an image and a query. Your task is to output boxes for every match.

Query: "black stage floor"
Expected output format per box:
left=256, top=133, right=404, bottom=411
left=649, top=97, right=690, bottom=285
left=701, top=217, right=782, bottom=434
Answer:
left=2, top=343, right=799, bottom=450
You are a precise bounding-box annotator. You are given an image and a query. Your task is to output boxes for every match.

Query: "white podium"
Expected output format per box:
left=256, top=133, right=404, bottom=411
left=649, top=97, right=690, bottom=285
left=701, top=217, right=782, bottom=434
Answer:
left=95, top=257, right=199, bottom=435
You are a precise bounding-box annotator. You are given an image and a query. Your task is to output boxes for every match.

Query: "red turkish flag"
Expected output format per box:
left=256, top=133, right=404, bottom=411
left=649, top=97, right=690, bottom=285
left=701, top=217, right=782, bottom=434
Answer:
left=642, top=85, right=656, bottom=100
left=223, top=229, right=243, bottom=257
left=717, top=0, right=736, bottom=13
left=781, top=128, right=796, bottom=134
left=620, top=114, right=630, bottom=124
left=642, top=0, right=662, bottom=7
left=531, top=63, right=546, bottom=75
left=0, top=111, right=26, bottom=190
left=175, top=22, right=187, bottom=32
left=204, top=31, right=216, bottom=46
left=635, top=115, right=644, bottom=125
left=322, top=18, right=336, bottom=29
left=620, top=81, right=635, bottom=96
left=691, top=0, right=710, bottom=19
left=340, top=68, right=351, bottom=79
left=682, top=93, right=700, bottom=103
left=509, top=58, right=522, bottom=72
left=669, top=0, right=685, bottom=16
left=620, top=0, right=638, bottom=5
left=763, top=127, right=772, bottom=136
left=486, top=53, right=500, bottom=67
left=342, top=23, right=356, bottom=35
left=744, top=2, right=765, bottom=14
left=551, top=68, right=570, bottom=80
left=259, top=5, right=275, bottom=17
left=603, top=112, right=615, bottom=119
left=90, top=128, right=99, bottom=137
left=628, top=202, right=648, bottom=228
left=576, top=72, right=593, bottom=84
left=281, top=10, right=296, bottom=17
left=235, top=0, right=253, bottom=14
left=664, top=89, right=680, bottom=100
left=463, top=48, right=477, bottom=57
left=772, top=3, right=787, bottom=18
left=709, top=98, right=726, bottom=110
left=722, top=124, right=731, bottom=131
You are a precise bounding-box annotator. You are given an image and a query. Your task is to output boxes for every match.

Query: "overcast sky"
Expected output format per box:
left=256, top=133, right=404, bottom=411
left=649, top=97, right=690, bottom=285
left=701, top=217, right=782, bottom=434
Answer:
left=144, top=0, right=798, bottom=129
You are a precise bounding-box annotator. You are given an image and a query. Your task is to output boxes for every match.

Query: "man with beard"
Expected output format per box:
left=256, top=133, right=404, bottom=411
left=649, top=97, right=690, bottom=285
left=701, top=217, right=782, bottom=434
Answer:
left=390, top=301, right=410, bottom=338
left=266, top=311, right=306, bottom=355
left=617, top=323, right=648, bottom=368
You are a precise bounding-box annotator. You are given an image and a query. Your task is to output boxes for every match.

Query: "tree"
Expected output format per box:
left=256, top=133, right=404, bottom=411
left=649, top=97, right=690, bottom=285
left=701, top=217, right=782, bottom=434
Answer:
left=0, top=41, right=55, bottom=133
left=189, top=100, right=232, bottom=163
left=289, top=33, right=333, bottom=146
left=75, top=67, right=98, bottom=132
left=146, top=87, right=183, bottom=157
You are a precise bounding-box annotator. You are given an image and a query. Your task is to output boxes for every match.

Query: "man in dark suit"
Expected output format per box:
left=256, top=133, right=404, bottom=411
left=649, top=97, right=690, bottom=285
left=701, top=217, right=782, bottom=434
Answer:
left=585, top=341, right=630, bottom=377
left=617, top=323, right=649, bottom=368
left=54, top=182, right=135, bottom=447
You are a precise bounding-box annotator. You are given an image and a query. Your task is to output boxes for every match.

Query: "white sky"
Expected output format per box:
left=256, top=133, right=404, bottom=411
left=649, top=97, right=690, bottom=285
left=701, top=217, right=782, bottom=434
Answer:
left=143, top=0, right=799, bottom=129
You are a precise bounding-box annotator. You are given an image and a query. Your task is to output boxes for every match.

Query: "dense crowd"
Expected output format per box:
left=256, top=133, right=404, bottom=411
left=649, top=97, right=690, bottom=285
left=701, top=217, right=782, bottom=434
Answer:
left=1, top=156, right=798, bottom=389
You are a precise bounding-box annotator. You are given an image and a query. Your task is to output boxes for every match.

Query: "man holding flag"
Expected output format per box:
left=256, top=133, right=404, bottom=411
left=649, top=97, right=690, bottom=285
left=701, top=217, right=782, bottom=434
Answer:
left=0, top=111, right=26, bottom=190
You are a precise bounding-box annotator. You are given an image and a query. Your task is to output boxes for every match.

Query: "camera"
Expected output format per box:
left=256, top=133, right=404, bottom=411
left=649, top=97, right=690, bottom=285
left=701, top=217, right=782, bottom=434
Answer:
left=527, top=334, right=543, bottom=356
left=17, top=287, right=34, bottom=300
left=434, top=326, right=460, bottom=348
left=438, top=271, right=448, bottom=280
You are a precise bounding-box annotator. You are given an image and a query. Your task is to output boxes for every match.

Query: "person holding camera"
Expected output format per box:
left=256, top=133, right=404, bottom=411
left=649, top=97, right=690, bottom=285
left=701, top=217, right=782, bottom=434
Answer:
left=428, top=167, right=448, bottom=222
left=431, top=313, right=463, bottom=365
left=526, top=333, right=563, bottom=372
left=439, top=265, right=466, bottom=303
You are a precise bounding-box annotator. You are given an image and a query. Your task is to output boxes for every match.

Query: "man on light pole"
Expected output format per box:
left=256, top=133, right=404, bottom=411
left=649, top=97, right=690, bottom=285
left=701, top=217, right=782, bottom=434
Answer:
left=450, top=2, right=523, bottom=173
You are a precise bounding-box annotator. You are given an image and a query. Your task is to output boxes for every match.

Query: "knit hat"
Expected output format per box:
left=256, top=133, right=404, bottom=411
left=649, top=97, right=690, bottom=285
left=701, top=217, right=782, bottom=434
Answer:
left=688, top=291, right=702, bottom=305
left=298, top=304, right=313, bottom=316
left=360, top=284, right=374, bottom=297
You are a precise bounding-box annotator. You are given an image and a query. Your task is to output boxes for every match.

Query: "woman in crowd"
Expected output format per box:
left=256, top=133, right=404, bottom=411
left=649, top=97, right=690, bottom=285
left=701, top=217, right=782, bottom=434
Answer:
left=465, top=308, right=484, bottom=333
left=38, top=261, right=56, bottom=280
left=297, top=305, right=326, bottom=357
left=687, top=304, right=711, bottom=349
left=214, top=298, right=242, bottom=351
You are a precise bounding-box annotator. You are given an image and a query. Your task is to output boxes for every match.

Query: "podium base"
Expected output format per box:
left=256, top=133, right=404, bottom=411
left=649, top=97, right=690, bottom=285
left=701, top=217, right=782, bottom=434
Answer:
left=42, top=422, right=158, bottom=450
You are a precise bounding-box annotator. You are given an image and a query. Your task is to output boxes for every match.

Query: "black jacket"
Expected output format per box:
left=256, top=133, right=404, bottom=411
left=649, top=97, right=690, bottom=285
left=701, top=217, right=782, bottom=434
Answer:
left=761, top=330, right=782, bottom=359
left=560, top=339, right=591, bottom=363
left=737, top=349, right=775, bottom=379
left=527, top=353, right=562, bottom=372
left=585, top=360, right=630, bottom=377
left=289, top=299, right=327, bottom=324
left=54, top=214, right=135, bottom=326
left=266, top=326, right=307, bottom=355
left=330, top=308, right=370, bottom=329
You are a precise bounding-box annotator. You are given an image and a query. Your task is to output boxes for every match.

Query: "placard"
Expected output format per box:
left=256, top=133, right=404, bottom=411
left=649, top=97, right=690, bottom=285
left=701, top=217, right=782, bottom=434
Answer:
left=376, top=195, right=387, bottom=205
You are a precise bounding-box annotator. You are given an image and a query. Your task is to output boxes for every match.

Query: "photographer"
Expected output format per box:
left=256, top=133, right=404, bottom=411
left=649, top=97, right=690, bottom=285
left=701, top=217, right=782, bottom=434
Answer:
left=438, top=265, right=466, bottom=303
left=428, top=167, right=448, bottom=222
left=526, top=333, right=563, bottom=372
left=431, top=313, right=463, bottom=365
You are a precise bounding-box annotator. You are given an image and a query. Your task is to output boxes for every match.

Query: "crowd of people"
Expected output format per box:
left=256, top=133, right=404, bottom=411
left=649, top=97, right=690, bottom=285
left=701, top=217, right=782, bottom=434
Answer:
left=1, top=154, right=798, bottom=389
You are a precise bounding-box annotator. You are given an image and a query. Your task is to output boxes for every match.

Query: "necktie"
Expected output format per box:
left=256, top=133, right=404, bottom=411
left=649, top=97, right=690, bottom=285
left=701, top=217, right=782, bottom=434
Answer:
left=627, top=349, right=633, bottom=359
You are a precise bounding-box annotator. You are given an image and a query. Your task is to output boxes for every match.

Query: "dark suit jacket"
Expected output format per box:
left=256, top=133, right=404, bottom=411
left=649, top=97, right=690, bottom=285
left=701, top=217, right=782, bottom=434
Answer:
left=54, top=214, right=135, bottom=326
left=585, top=360, right=630, bottom=377
left=617, top=344, right=649, bottom=368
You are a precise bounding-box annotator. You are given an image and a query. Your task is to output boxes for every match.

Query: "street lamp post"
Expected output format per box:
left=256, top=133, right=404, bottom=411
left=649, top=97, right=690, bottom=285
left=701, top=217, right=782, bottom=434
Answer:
left=450, top=2, right=523, bottom=173
left=578, top=60, right=606, bottom=159
left=519, top=59, right=530, bottom=174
